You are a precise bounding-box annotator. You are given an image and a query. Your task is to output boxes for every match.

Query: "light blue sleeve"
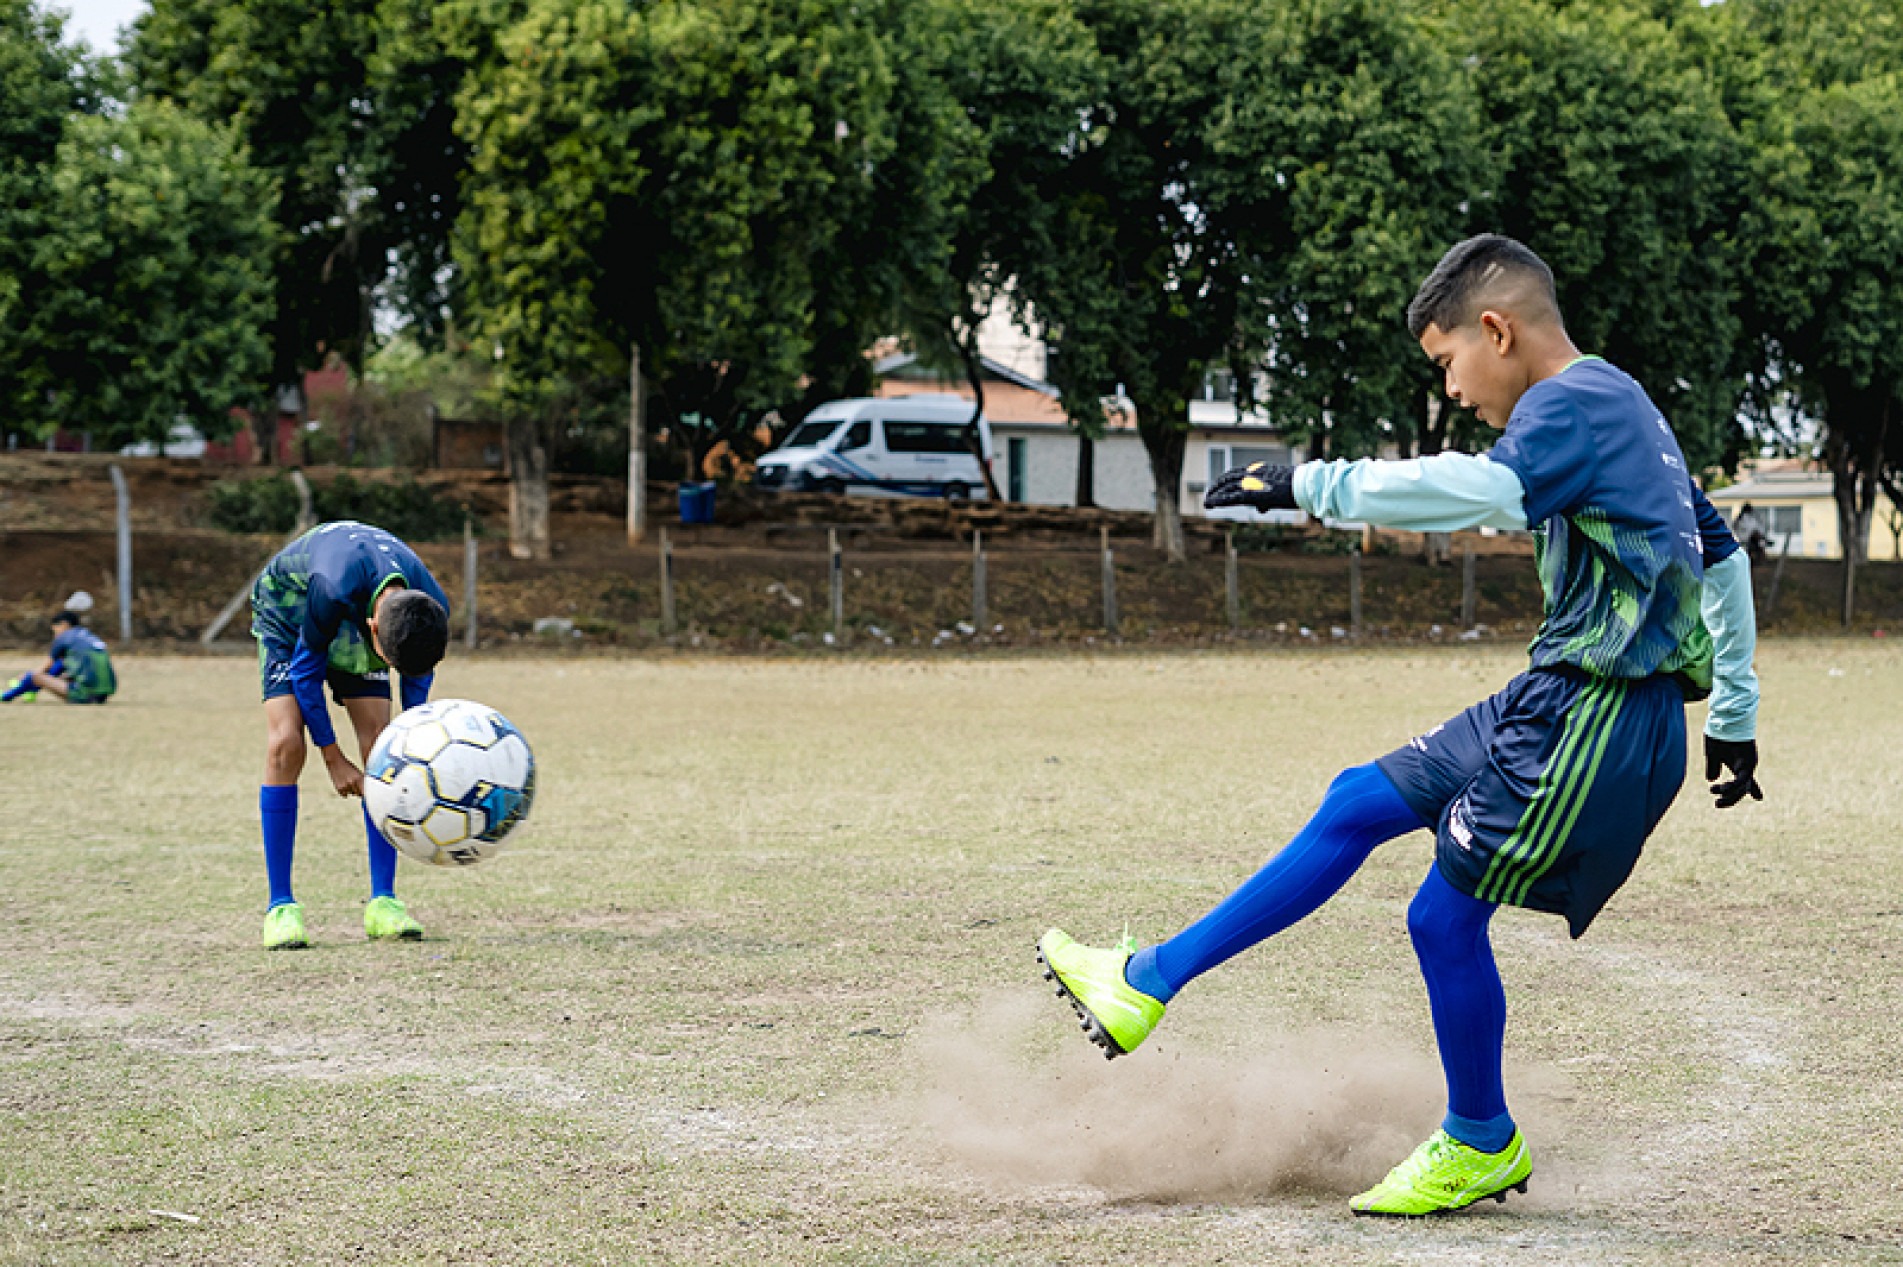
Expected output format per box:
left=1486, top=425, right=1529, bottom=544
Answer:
left=1292, top=452, right=1530, bottom=533
left=1700, top=550, right=1758, bottom=742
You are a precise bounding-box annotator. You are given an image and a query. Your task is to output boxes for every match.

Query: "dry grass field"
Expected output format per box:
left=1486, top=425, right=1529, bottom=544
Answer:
left=2, top=645, right=1900, bottom=1265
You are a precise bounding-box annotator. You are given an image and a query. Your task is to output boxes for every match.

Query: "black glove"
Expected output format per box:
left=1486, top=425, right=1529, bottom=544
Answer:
left=1704, top=735, right=1762, bottom=809
left=1204, top=462, right=1298, bottom=512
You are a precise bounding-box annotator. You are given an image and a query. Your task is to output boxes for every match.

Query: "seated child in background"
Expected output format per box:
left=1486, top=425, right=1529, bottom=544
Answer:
left=3, top=609, right=117, bottom=705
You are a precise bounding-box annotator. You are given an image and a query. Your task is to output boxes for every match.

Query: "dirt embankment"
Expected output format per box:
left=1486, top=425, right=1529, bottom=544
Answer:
left=2, top=452, right=1896, bottom=650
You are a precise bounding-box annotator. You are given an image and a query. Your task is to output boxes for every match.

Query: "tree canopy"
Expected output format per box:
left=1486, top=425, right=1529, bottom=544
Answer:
left=0, top=0, right=1899, bottom=563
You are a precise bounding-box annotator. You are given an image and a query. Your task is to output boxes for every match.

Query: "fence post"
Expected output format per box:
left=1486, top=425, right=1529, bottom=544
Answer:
left=463, top=516, right=479, bottom=650
left=290, top=469, right=315, bottom=531
left=660, top=525, right=676, bottom=635
left=829, top=527, right=844, bottom=642
left=1461, top=543, right=1477, bottom=631
left=1225, top=528, right=1240, bottom=630
left=1765, top=533, right=1793, bottom=625
left=1100, top=525, right=1118, bottom=636
left=1349, top=545, right=1363, bottom=640
left=1842, top=552, right=1857, bottom=630
left=972, top=529, right=987, bottom=633
left=108, top=464, right=131, bottom=642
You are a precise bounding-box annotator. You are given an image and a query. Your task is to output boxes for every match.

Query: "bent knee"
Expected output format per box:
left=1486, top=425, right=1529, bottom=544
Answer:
left=1407, top=869, right=1492, bottom=948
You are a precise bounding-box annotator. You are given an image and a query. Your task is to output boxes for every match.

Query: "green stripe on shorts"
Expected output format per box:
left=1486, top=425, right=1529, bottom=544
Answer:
left=1476, top=679, right=1627, bottom=906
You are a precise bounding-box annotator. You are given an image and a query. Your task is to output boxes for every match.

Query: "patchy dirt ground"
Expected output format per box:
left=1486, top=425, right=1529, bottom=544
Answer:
left=1, top=647, right=1899, bottom=1265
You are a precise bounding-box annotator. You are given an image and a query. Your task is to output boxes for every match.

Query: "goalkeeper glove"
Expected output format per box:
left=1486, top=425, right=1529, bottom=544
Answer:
left=1704, top=735, right=1762, bottom=809
left=1203, top=462, right=1298, bottom=513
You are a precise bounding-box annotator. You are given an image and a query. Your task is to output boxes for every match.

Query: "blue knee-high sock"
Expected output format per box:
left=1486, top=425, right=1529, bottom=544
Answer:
left=1125, top=763, right=1425, bottom=1002
left=1408, top=865, right=1514, bottom=1152
left=260, top=785, right=298, bottom=908
left=1, top=673, right=35, bottom=701
left=365, top=805, right=398, bottom=899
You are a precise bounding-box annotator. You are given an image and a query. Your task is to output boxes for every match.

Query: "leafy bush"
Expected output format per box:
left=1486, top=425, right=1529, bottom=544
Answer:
left=207, top=472, right=474, bottom=541
left=206, top=474, right=305, bottom=535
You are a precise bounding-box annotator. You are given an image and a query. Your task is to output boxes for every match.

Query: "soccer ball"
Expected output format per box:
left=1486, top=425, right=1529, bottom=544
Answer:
left=364, top=699, right=535, bottom=867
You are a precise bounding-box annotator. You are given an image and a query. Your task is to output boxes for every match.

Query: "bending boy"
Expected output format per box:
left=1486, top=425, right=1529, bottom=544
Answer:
left=251, top=520, right=450, bottom=950
left=1037, top=235, right=1762, bottom=1217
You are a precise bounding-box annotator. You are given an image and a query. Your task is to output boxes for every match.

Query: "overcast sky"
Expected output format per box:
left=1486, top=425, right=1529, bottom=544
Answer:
left=51, top=0, right=148, bottom=52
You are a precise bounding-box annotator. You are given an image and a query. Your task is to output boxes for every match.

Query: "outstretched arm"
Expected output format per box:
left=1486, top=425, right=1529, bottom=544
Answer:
left=1206, top=453, right=1529, bottom=533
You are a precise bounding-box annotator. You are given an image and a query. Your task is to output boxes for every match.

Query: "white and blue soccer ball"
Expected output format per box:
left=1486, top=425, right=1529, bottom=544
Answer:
left=364, top=699, right=535, bottom=867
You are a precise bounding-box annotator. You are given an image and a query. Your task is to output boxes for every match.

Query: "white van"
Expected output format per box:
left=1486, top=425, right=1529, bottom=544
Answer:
left=753, top=396, right=995, bottom=498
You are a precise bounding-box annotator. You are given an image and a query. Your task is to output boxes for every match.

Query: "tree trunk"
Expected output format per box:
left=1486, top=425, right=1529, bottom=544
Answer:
left=1139, top=415, right=1187, bottom=563
left=507, top=414, right=551, bottom=561
left=1419, top=388, right=1448, bottom=456
left=1825, top=399, right=1888, bottom=627
left=957, top=329, right=1005, bottom=502
left=1075, top=432, right=1096, bottom=508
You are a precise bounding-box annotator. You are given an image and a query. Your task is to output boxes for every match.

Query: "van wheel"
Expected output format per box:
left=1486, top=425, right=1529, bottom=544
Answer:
left=816, top=478, right=844, bottom=496
left=945, top=483, right=971, bottom=502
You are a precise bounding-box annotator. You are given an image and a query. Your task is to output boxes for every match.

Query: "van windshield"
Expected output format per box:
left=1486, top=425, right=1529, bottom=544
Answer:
left=782, top=420, right=842, bottom=450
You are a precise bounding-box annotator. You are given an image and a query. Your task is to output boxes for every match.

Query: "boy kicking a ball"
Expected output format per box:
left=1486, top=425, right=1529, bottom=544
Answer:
left=1037, top=235, right=1762, bottom=1217
left=252, top=520, right=450, bottom=950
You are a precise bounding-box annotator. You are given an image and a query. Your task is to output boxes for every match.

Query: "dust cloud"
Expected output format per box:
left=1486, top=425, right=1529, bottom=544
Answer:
left=906, top=993, right=1448, bottom=1202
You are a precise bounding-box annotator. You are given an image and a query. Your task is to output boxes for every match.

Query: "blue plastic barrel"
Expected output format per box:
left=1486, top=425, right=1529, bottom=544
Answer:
left=678, top=481, right=716, bottom=524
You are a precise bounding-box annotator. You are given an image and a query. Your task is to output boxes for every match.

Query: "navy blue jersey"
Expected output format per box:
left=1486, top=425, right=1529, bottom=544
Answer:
left=1487, top=358, right=1713, bottom=687
left=50, top=625, right=115, bottom=700
left=1690, top=481, right=1739, bottom=567
left=251, top=521, right=448, bottom=746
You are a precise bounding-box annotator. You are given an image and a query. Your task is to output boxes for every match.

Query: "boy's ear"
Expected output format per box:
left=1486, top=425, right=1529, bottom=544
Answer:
left=1479, top=309, right=1514, bottom=356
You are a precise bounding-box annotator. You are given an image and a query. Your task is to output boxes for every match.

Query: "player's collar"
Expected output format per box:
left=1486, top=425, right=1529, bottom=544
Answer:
left=369, top=572, right=408, bottom=613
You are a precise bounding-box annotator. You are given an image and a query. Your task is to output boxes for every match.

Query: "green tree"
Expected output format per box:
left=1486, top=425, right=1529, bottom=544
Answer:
left=0, top=0, right=94, bottom=419
left=1446, top=0, right=1748, bottom=473
left=1745, top=76, right=1903, bottom=571
left=1010, top=0, right=1261, bottom=560
left=875, top=0, right=1102, bottom=498
left=127, top=0, right=470, bottom=386
left=14, top=100, right=278, bottom=449
left=1217, top=0, right=1480, bottom=462
left=451, top=0, right=947, bottom=552
left=1695, top=0, right=1903, bottom=622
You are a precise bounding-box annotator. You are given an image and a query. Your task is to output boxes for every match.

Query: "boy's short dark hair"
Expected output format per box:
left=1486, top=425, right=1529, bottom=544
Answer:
left=53, top=610, right=81, bottom=628
left=1407, top=234, right=1558, bottom=339
left=380, top=589, right=449, bottom=678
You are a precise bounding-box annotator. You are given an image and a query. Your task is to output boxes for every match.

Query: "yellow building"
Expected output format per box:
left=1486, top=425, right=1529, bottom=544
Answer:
left=1705, top=465, right=1903, bottom=562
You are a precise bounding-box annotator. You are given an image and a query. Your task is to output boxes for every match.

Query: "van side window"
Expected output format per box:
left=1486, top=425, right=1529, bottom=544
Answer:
left=883, top=421, right=970, bottom=454
left=840, top=421, right=873, bottom=452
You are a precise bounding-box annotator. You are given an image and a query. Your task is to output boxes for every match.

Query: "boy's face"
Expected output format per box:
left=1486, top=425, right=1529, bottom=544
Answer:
left=50, top=619, right=71, bottom=636
left=1419, top=315, right=1524, bottom=430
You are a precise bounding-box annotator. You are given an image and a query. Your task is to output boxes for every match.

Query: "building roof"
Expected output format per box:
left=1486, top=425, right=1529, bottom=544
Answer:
left=1706, top=463, right=1836, bottom=503
left=873, top=350, right=1059, bottom=397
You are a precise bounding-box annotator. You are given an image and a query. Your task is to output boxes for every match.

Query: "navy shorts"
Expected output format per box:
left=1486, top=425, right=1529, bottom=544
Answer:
left=1377, top=666, right=1686, bottom=938
left=256, top=638, right=390, bottom=704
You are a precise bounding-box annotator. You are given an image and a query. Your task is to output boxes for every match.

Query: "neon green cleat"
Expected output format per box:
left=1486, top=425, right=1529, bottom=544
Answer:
left=364, top=895, right=423, bottom=941
left=262, top=902, right=310, bottom=950
left=1035, top=928, right=1166, bottom=1059
left=1349, top=1128, right=1532, bottom=1217
left=4, top=677, right=37, bottom=703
